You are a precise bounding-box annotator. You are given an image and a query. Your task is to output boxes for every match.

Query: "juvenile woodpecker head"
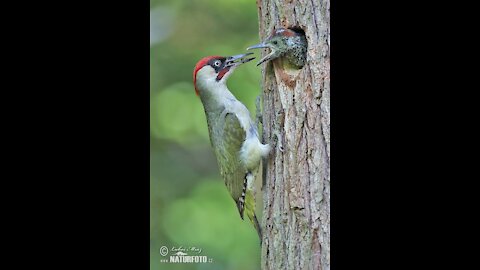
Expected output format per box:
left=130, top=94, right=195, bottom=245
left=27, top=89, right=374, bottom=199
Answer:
left=193, top=53, right=255, bottom=96
left=247, top=28, right=307, bottom=68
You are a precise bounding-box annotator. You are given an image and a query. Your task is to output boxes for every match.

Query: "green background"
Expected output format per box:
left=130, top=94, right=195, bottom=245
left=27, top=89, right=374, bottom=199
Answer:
left=150, top=0, right=263, bottom=269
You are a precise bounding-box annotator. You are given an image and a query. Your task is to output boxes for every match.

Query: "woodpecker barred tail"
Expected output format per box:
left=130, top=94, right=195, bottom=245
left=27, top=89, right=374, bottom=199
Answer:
left=237, top=173, right=248, bottom=220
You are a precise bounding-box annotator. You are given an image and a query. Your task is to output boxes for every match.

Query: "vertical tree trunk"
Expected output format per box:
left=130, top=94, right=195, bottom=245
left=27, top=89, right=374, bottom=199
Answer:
left=256, top=0, right=330, bottom=269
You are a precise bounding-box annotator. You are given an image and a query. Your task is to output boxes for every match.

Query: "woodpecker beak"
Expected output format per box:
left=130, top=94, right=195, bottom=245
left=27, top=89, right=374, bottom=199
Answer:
left=246, top=42, right=275, bottom=66
left=215, top=53, right=255, bottom=81
left=224, top=53, right=255, bottom=68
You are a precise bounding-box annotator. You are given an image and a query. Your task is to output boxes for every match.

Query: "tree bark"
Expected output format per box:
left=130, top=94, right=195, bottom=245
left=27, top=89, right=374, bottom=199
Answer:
left=256, top=0, right=330, bottom=269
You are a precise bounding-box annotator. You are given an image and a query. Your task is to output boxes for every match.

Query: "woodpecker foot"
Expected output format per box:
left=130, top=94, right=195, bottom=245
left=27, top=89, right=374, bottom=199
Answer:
left=273, top=130, right=284, bottom=152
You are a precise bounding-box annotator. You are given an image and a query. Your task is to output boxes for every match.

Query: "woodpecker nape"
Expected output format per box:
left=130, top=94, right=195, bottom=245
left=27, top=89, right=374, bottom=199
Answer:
left=193, top=53, right=270, bottom=243
left=247, top=28, right=307, bottom=68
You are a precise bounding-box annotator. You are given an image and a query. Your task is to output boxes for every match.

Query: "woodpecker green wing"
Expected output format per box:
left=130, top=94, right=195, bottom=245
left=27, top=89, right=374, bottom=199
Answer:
left=216, top=112, right=248, bottom=218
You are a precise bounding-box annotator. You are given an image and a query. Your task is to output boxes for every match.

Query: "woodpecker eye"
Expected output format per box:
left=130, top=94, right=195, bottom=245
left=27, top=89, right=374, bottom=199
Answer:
left=213, top=60, right=221, bottom=67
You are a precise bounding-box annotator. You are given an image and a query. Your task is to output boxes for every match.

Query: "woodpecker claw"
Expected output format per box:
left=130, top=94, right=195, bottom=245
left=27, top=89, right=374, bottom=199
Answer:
left=273, top=130, right=284, bottom=152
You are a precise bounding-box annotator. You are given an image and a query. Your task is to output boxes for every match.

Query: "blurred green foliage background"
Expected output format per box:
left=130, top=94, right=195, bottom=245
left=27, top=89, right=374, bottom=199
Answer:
left=150, top=0, right=263, bottom=269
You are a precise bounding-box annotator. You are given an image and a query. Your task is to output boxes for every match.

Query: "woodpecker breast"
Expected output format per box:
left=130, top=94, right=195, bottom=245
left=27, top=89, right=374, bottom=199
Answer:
left=240, top=125, right=271, bottom=170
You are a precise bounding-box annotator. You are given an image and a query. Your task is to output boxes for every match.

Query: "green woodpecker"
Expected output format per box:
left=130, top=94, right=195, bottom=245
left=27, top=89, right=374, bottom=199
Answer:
left=247, top=28, right=308, bottom=68
left=193, top=53, right=270, bottom=241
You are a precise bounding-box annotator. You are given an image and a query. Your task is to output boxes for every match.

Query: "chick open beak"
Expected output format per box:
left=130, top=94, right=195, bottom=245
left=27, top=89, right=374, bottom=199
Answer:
left=246, top=43, right=275, bottom=66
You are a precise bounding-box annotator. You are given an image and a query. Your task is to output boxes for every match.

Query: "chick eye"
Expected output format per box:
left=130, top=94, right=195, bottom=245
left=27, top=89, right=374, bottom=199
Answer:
left=273, top=41, right=278, bottom=45
left=214, top=60, right=221, bottom=67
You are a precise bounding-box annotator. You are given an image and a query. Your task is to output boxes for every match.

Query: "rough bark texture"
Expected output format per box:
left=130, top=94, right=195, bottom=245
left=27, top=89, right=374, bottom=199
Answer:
left=256, top=0, right=330, bottom=269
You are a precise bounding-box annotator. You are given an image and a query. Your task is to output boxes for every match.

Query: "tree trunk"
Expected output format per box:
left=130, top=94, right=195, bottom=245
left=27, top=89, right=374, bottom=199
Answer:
left=256, top=0, right=330, bottom=269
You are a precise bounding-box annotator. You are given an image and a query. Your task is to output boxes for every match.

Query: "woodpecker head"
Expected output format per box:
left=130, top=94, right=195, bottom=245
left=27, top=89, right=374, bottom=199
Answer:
left=193, top=53, right=255, bottom=96
left=247, top=28, right=307, bottom=67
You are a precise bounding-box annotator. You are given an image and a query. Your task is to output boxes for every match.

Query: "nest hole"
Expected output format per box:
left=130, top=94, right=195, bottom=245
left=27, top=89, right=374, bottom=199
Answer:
left=288, top=26, right=305, bottom=37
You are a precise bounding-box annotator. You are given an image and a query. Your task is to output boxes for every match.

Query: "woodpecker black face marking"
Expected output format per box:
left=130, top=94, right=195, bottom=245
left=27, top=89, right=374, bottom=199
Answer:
left=207, top=57, right=227, bottom=74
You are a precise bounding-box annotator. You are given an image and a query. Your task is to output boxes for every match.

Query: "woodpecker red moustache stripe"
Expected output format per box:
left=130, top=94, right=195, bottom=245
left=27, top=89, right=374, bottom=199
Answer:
left=216, top=67, right=230, bottom=81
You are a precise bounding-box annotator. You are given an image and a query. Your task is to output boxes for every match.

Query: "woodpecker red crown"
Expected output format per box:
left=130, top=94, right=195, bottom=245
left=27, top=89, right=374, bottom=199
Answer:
left=193, top=55, right=222, bottom=96
left=272, top=28, right=297, bottom=37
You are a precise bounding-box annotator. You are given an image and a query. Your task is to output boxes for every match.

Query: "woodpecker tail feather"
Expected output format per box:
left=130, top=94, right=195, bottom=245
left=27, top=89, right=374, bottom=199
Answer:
left=237, top=172, right=262, bottom=243
left=251, top=212, right=262, bottom=245
left=245, top=189, right=262, bottom=244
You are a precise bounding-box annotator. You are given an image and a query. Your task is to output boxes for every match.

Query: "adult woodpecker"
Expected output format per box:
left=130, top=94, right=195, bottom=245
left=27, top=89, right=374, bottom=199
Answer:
left=193, top=53, right=270, bottom=241
left=247, top=28, right=307, bottom=68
